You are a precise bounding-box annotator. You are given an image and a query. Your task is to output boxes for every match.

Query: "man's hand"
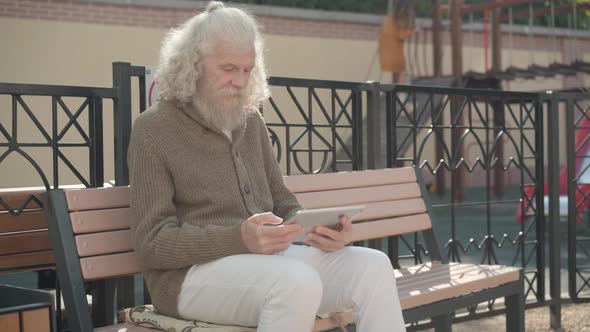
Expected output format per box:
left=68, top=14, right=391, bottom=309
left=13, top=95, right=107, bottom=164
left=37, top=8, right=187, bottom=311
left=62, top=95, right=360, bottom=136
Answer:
left=241, top=212, right=303, bottom=254
left=304, top=215, right=352, bottom=252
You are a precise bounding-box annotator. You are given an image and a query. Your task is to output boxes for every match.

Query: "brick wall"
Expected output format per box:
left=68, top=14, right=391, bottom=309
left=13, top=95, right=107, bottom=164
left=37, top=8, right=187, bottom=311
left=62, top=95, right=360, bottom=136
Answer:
left=2, top=0, right=588, bottom=49
left=1, top=0, right=198, bottom=28
left=0, top=0, right=381, bottom=40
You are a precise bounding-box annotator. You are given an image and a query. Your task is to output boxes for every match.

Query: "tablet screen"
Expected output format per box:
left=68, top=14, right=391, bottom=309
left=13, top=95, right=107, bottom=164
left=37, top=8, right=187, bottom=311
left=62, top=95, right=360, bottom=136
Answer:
left=285, top=205, right=365, bottom=242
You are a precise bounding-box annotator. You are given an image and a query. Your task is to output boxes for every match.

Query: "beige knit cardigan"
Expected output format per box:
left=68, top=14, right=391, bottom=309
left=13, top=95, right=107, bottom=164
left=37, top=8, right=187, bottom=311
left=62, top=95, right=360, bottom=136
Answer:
left=128, top=99, right=302, bottom=318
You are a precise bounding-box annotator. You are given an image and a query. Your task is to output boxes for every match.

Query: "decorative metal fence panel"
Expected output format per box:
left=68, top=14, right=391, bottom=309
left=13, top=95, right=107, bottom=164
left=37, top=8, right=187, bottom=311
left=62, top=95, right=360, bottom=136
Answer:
left=564, top=92, right=590, bottom=302
left=382, top=84, right=545, bottom=311
left=0, top=83, right=113, bottom=191
left=4, top=62, right=589, bottom=330
left=0, top=82, right=117, bottom=330
left=264, top=77, right=365, bottom=175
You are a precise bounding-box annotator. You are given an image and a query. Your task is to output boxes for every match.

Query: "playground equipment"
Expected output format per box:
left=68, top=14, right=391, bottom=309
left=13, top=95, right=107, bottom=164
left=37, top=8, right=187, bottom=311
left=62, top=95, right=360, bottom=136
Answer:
left=397, top=0, right=590, bottom=200
left=437, top=0, right=590, bottom=82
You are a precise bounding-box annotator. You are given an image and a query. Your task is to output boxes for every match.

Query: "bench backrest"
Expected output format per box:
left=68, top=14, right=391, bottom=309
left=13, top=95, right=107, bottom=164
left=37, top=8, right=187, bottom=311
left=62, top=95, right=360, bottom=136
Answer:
left=0, top=189, right=53, bottom=274
left=43, top=166, right=442, bottom=331
left=285, top=167, right=440, bottom=246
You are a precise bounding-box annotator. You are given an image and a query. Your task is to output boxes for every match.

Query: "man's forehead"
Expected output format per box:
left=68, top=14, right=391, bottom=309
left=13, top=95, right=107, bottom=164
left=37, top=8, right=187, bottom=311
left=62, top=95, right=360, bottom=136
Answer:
left=210, top=39, right=255, bottom=61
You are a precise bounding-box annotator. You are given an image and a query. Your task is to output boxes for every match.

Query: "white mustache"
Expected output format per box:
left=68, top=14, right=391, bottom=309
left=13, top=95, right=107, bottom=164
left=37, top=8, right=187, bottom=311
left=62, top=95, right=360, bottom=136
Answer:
left=218, top=88, right=243, bottom=97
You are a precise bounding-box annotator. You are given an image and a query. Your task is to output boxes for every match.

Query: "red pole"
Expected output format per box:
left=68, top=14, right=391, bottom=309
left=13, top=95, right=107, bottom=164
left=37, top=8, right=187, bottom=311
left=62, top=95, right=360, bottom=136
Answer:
left=484, top=8, right=489, bottom=71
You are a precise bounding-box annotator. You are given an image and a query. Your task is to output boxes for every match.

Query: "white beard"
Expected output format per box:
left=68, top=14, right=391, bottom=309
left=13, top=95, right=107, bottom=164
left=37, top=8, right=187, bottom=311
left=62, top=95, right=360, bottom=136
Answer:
left=192, top=81, right=249, bottom=133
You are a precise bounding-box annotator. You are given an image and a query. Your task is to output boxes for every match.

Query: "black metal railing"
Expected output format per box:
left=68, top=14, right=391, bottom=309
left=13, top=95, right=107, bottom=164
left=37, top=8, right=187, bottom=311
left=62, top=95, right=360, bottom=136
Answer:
left=564, top=92, right=590, bottom=302
left=382, top=84, right=547, bottom=321
left=382, top=85, right=545, bottom=301
left=0, top=83, right=114, bottom=190
left=0, top=82, right=117, bottom=331
left=264, top=77, right=365, bottom=174
left=0, top=63, right=145, bottom=329
left=3, top=62, right=590, bottom=330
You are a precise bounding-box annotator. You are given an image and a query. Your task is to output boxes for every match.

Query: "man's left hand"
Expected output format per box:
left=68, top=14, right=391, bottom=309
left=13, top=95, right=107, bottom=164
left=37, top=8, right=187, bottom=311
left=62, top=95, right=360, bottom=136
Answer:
left=304, top=215, right=352, bottom=252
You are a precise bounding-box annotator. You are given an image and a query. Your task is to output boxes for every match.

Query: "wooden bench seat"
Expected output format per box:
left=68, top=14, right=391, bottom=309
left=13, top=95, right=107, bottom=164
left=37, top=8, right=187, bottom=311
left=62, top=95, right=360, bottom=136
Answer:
left=43, top=166, right=525, bottom=332
left=0, top=184, right=112, bottom=275
left=0, top=188, right=53, bottom=275
left=91, top=262, right=522, bottom=332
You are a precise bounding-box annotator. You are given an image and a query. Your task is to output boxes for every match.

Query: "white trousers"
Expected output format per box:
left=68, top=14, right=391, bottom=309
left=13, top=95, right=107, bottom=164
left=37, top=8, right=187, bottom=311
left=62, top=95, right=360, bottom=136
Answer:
left=177, top=245, right=406, bottom=332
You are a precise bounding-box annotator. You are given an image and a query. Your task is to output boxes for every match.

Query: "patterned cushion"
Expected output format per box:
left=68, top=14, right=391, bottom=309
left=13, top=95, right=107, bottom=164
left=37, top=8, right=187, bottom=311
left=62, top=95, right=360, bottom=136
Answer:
left=120, top=305, right=256, bottom=332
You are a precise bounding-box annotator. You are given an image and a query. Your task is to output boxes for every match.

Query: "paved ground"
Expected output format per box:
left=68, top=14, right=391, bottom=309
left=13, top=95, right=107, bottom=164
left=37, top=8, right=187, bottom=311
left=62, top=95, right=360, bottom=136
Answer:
left=443, top=302, right=590, bottom=332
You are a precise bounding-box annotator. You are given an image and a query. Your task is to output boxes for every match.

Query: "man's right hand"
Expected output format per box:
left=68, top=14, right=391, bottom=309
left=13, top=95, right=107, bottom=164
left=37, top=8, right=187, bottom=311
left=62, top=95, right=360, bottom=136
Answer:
left=241, top=212, right=303, bottom=254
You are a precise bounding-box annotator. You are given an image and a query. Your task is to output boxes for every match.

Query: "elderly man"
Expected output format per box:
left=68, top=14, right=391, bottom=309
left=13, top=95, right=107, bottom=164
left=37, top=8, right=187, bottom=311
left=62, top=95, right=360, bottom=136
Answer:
left=128, top=2, right=405, bottom=331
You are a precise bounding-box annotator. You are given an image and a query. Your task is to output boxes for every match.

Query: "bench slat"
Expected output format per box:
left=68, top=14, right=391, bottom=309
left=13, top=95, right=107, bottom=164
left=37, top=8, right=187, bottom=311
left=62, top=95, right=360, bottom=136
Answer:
left=352, top=199, right=426, bottom=222
left=349, top=214, right=432, bottom=241
left=0, top=210, right=46, bottom=233
left=75, top=230, right=132, bottom=257
left=396, top=263, right=518, bottom=291
left=80, top=252, right=139, bottom=280
left=295, top=183, right=422, bottom=209
left=395, top=263, right=505, bottom=289
left=0, top=190, right=45, bottom=212
left=398, top=264, right=476, bottom=292
left=284, top=167, right=416, bottom=193
left=0, top=231, right=51, bottom=255
left=70, top=208, right=129, bottom=234
left=65, top=187, right=129, bottom=211
left=396, top=262, right=521, bottom=310
left=0, top=251, right=54, bottom=273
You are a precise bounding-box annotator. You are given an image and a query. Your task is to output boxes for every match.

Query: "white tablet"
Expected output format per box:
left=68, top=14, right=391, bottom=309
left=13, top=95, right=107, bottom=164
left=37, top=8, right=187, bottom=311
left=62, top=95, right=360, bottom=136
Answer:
left=284, top=205, right=365, bottom=242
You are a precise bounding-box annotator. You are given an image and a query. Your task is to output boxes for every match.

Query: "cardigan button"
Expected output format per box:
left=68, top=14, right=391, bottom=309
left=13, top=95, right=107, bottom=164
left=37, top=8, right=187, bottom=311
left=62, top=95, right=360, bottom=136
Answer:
left=244, top=184, right=250, bottom=194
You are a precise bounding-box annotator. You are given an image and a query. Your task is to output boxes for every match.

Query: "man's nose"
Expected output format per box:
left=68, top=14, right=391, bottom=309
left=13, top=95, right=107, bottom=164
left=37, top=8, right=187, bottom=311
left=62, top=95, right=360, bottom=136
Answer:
left=231, top=71, right=249, bottom=89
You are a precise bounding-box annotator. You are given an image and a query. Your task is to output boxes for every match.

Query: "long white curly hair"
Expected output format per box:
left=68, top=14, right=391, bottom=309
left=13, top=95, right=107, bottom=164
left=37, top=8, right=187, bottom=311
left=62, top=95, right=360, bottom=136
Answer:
left=157, top=1, right=269, bottom=111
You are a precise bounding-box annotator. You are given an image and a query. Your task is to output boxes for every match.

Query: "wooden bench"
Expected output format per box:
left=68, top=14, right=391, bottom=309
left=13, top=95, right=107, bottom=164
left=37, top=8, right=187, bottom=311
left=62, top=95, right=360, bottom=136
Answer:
left=0, top=188, right=54, bottom=277
left=0, top=185, right=125, bottom=329
left=42, top=166, right=525, bottom=332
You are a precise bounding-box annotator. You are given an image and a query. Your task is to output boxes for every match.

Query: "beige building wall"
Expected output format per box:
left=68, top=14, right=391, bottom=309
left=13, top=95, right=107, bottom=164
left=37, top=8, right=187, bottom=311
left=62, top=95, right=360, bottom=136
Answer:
left=0, top=17, right=385, bottom=187
left=1, top=0, right=589, bottom=188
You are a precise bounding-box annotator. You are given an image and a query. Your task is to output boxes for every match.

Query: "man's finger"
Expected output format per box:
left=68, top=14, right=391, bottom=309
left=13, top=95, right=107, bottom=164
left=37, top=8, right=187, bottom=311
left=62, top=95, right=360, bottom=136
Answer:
left=264, top=223, right=302, bottom=235
left=340, top=215, right=353, bottom=232
left=264, top=232, right=299, bottom=246
left=248, top=212, right=282, bottom=225
left=313, top=226, right=341, bottom=241
left=258, top=224, right=302, bottom=246
left=260, top=213, right=283, bottom=225
left=308, top=232, right=339, bottom=248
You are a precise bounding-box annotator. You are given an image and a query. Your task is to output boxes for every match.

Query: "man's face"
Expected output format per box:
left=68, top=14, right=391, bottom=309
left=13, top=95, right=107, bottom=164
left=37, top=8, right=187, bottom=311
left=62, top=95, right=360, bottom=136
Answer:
left=201, top=40, right=256, bottom=110
left=193, top=39, right=256, bottom=131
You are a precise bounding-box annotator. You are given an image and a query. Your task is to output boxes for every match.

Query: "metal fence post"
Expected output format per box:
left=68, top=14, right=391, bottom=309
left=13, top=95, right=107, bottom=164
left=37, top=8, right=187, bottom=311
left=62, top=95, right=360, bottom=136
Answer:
left=366, top=81, right=383, bottom=170
left=366, top=82, right=383, bottom=251
left=89, top=97, right=104, bottom=188
left=534, top=97, right=546, bottom=303
left=112, top=62, right=132, bottom=186
left=546, top=93, right=561, bottom=329
left=352, top=89, right=363, bottom=171
left=111, top=62, right=135, bottom=319
left=385, top=86, right=400, bottom=268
